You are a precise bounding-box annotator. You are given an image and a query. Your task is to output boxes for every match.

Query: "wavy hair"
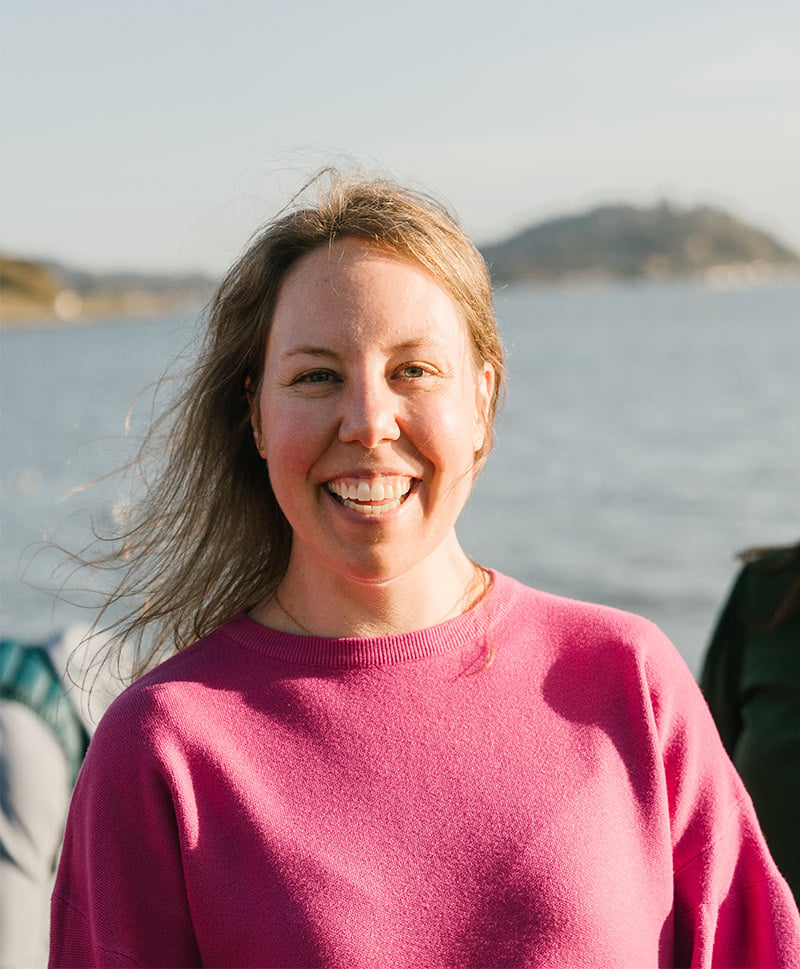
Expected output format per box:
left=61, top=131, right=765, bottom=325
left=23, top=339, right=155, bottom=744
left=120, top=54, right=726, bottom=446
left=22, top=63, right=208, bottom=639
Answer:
left=79, top=171, right=505, bottom=677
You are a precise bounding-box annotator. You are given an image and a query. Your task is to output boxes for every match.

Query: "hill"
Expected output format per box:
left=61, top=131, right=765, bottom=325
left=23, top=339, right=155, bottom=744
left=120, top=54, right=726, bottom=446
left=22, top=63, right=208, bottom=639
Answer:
left=479, top=202, right=800, bottom=285
left=0, top=255, right=215, bottom=326
left=4, top=202, right=798, bottom=324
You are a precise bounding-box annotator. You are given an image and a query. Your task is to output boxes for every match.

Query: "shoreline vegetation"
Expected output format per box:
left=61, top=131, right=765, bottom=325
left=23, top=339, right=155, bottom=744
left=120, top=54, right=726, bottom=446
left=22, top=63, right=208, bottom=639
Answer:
left=0, top=257, right=215, bottom=329
left=2, top=201, right=799, bottom=328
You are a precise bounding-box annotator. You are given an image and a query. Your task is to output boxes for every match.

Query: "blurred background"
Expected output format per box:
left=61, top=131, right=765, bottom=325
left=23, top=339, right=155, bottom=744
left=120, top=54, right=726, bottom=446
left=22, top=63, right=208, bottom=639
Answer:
left=2, top=0, right=799, bottom=673
left=3, top=0, right=800, bottom=273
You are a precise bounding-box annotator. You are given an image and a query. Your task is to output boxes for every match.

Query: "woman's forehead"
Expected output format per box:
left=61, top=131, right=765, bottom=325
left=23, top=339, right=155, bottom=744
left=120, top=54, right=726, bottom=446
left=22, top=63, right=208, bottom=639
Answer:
left=278, top=238, right=436, bottom=295
left=270, top=240, right=467, bottom=339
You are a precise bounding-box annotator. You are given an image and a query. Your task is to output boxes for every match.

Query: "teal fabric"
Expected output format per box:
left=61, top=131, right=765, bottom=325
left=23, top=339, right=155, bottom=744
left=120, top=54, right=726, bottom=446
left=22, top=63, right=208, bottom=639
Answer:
left=701, top=548, right=800, bottom=902
left=0, top=639, right=89, bottom=786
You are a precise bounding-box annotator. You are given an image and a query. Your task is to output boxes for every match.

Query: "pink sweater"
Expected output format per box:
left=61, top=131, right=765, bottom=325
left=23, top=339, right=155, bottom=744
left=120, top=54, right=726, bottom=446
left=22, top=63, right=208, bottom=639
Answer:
left=50, top=573, right=800, bottom=968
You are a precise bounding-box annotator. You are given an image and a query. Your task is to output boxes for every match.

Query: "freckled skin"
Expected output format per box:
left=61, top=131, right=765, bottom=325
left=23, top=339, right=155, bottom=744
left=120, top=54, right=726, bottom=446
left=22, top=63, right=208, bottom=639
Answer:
left=250, top=239, right=494, bottom=634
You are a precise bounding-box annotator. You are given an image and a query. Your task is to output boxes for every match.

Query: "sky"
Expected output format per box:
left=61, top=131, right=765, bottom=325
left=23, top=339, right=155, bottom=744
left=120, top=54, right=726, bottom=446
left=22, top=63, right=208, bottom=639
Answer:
left=1, top=0, right=799, bottom=276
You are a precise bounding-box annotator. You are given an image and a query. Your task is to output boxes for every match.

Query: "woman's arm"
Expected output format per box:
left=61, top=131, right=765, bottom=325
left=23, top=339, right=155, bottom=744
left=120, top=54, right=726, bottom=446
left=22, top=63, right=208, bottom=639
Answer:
left=653, top=622, right=800, bottom=966
left=49, top=696, right=201, bottom=969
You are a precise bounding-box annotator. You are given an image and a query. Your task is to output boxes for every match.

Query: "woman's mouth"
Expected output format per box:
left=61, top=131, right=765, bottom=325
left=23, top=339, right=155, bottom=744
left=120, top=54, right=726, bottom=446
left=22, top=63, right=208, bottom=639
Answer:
left=324, top=476, right=413, bottom=516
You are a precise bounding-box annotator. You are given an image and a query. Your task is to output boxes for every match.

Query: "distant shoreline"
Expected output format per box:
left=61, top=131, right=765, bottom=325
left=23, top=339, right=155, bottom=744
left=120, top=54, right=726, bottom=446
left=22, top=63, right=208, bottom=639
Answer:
left=4, top=198, right=799, bottom=327
left=0, top=253, right=215, bottom=329
left=0, top=290, right=211, bottom=329
left=5, top=268, right=800, bottom=331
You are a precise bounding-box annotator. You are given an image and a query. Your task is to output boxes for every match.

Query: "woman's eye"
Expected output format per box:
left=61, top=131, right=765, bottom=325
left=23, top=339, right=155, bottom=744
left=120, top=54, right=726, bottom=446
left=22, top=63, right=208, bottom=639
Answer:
left=399, top=365, right=428, bottom=379
left=297, top=370, right=336, bottom=384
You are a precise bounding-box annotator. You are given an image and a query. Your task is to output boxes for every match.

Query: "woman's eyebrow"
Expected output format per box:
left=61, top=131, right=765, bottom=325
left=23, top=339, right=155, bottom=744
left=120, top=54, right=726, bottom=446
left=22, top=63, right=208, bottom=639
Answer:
left=282, top=338, right=446, bottom=359
left=390, top=338, right=444, bottom=353
left=282, top=345, right=337, bottom=359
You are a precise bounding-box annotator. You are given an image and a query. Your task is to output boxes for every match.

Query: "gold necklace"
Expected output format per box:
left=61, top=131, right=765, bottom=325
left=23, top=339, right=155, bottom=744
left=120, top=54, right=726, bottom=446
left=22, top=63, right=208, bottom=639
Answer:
left=273, top=590, right=315, bottom=636
left=272, top=564, right=491, bottom=638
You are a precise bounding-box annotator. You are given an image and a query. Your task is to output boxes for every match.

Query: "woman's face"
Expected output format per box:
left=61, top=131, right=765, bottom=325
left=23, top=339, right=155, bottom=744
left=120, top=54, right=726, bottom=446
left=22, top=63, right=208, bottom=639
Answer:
left=251, top=238, right=494, bottom=589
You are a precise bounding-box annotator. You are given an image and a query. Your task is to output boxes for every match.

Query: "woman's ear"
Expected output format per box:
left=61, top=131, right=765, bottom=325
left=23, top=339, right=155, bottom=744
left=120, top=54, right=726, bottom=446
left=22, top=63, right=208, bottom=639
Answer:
left=473, top=362, right=496, bottom=457
left=245, top=377, right=267, bottom=460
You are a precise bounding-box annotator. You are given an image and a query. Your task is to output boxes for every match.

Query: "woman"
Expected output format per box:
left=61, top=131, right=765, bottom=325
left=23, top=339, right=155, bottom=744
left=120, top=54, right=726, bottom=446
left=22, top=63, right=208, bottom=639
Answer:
left=702, top=540, right=800, bottom=903
left=50, top=174, right=799, bottom=968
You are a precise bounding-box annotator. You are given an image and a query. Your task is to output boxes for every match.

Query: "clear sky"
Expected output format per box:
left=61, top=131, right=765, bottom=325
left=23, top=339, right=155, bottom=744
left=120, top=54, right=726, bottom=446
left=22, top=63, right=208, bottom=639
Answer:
left=1, top=0, right=798, bottom=275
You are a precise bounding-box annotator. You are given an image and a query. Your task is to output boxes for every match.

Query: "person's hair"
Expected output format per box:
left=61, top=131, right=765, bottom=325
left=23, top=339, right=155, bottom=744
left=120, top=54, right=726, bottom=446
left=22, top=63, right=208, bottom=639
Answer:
left=80, top=170, right=505, bottom=678
left=739, top=540, right=800, bottom=632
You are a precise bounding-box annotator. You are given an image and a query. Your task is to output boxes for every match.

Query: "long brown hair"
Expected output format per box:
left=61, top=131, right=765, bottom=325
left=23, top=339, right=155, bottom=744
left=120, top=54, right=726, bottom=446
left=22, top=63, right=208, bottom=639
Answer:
left=75, top=171, right=505, bottom=678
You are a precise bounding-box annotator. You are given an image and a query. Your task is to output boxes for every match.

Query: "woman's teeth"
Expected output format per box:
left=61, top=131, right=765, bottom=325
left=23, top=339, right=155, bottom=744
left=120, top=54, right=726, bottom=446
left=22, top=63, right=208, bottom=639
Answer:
left=326, top=478, right=412, bottom=515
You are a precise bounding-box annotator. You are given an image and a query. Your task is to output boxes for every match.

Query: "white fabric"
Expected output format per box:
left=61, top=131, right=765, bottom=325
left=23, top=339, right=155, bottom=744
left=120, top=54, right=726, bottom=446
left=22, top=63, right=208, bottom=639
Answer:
left=0, top=702, right=70, bottom=969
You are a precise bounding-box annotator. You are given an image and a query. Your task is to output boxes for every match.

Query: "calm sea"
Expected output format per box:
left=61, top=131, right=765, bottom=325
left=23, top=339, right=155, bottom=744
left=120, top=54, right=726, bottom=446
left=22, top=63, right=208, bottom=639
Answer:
left=2, top=279, right=799, bottom=675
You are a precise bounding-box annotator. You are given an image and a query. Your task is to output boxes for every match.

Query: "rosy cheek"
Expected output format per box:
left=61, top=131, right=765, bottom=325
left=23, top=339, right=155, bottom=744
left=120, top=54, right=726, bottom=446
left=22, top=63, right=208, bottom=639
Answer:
left=259, top=402, right=317, bottom=457
left=266, top=431, right=306, bottom=472
left=417, top=396, right=475, bottom=445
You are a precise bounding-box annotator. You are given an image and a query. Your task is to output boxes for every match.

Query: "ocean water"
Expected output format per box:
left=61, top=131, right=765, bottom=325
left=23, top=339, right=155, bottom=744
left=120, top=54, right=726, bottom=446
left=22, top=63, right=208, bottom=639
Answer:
left=2, top=280, right=798, bottom=675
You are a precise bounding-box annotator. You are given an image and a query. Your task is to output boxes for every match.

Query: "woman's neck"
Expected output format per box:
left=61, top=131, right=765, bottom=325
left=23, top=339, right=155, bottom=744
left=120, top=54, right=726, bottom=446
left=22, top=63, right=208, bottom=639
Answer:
left=252, top=542, right=487, bottom=639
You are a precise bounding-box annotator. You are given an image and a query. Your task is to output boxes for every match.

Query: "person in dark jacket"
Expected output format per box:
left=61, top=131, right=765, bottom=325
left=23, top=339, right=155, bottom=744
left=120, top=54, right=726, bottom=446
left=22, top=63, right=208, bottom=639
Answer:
left=701, top=540, right=800, bottom=902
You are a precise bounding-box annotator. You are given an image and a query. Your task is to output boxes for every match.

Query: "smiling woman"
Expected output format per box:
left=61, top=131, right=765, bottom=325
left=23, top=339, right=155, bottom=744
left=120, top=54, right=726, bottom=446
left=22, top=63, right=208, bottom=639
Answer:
left=248, top=239, right=495, bottom=636
left=49, top=171, right=800, bottom=968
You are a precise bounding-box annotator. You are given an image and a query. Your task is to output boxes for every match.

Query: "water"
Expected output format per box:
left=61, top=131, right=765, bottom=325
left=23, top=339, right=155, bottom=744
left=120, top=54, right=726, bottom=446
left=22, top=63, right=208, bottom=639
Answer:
left=2, top=281, right=799, bottom=675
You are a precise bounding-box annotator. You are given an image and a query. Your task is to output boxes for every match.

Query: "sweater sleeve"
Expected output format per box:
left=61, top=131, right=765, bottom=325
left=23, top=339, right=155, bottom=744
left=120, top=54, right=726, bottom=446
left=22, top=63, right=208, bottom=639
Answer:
left=49, top=692, right=201, bottom=969
left=650, top=625, right=800, bottom=968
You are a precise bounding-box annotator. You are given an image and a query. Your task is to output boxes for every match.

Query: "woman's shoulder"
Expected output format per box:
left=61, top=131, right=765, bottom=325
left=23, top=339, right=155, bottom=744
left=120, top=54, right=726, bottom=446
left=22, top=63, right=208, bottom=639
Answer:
left=735, top=541, right=800, bottom=626
left=740, top=541, right=800, bottom=572
left=492, top=571, right=683, bottom=684
left=737, top=542, right=800, bottom=596
left=90, top=615, right=253, bottom=742
left=494, top=573, right=704, bottom=741
left=494, top=571, right=664, bottom=643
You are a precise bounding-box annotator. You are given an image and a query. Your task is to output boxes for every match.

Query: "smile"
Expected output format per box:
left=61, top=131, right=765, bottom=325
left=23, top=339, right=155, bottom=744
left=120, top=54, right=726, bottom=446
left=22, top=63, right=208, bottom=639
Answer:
left=324, top=476, right=413, bottom=516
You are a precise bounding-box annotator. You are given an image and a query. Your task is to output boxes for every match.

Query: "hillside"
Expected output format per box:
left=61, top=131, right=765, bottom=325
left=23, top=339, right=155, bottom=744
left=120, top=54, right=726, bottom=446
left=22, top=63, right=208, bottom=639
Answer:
left=0, top=255, right=215, bottom=326
left=3, top=202, right=798, bottom=324
left=480, top=202, right=800, bottom=285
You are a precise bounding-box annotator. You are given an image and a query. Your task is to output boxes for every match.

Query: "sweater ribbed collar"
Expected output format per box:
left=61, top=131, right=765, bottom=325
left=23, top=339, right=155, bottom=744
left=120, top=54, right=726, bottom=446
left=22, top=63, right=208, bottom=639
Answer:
left=220, top=571, right=516, bottom=669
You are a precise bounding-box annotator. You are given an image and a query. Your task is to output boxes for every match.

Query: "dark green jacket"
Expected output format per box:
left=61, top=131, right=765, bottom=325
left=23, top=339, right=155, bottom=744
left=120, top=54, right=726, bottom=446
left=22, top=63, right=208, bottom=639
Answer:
left=701, top=546, right=800, bottom=902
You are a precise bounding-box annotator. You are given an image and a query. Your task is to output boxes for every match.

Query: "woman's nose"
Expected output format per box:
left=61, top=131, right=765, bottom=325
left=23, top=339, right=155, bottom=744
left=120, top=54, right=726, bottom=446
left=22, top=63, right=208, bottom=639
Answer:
left=338, top=379, right=400, bottom=448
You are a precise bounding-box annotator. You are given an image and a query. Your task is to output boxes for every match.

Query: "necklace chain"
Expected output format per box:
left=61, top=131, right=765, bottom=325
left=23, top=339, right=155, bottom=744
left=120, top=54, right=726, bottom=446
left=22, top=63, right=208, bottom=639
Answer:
left=273, top=591, right=315, bottom=635
left=272, top=564, right=490, bottom=638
